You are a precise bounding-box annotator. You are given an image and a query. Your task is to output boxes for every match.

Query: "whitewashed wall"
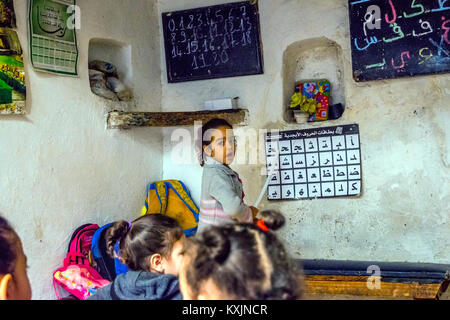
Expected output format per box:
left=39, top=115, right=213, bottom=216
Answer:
left=1, top=0, right=448, bottom=300
left=0, top=0, right=163, bottom=299
left=159, top=0, right=450, bottom=264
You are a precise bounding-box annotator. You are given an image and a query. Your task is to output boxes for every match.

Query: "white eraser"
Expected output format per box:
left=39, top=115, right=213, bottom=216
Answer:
left=204, top=97, right=239, bottom=110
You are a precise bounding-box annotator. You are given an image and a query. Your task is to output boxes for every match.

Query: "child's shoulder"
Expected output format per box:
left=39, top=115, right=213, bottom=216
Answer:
left=203, top=163, right=236, bottom=177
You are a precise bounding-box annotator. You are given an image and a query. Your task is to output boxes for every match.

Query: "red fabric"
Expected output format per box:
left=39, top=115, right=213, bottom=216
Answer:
left=257, top=220, right=269, bottom=232
left=237, top=176, right=245, bottom=199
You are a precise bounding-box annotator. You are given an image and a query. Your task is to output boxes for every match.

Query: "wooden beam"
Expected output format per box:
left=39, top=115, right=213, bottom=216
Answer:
left=106, top=109, right=249, bottom=129
left=304, top=275, right=445, bottom=300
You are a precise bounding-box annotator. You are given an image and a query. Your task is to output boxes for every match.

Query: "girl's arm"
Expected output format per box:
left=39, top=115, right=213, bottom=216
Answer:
left=209, top=170, right=252, bottom=222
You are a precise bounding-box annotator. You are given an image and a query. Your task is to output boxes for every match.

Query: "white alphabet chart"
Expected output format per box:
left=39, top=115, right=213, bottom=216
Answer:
left=265, top=124, right=362, bottom=200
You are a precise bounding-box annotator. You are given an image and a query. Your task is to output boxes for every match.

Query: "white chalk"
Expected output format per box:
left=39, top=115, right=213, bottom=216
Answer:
left=204, top=97, right=239, bottom=110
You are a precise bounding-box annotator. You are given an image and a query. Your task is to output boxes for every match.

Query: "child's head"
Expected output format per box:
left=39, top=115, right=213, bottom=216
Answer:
left=0, top=216, right=32, bottom=300
left=178, top=210, right=304, bottom=300
left=198, top=118, right=236, bottom=166
left=106, top=214, right=185, bottom=275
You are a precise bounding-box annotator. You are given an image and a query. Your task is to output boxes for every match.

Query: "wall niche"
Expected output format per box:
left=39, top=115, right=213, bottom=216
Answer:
left=88, top=38, right=133, bottom=102
left=282, top=37, right=346, bottom=122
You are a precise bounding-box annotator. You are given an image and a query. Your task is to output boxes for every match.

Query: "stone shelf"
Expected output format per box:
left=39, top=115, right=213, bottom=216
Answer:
left=106, top=108, right=249, bottom=129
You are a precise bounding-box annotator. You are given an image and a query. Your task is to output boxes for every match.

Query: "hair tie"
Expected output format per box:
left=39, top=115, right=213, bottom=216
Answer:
left=256, top=220, right=269, bottom=232
left=128, top=222, right=132, bottom=229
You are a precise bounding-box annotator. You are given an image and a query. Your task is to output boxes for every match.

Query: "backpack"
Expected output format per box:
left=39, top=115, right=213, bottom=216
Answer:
left=90, top=223, right=129, bottom=281
left=90, top=223, right=116, bottom=281
left=141, top=180, right=199, bottom=237
left=53, top=224, right=110, bottom=300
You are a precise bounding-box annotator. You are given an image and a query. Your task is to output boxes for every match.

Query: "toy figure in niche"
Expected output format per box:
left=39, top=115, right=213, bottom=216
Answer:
left=289, top=79, right=344, bottom=123
left=290, top=80, right=330, bottom=122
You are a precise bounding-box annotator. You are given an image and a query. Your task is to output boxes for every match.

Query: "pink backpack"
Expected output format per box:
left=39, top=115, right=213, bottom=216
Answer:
left=53, top=224, right=110, bottom=300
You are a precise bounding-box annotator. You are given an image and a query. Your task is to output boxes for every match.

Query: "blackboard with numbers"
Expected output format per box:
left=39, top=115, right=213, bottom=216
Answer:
left=162, top=1, right=264, bottom=83
left=265, top=124, right=362, bottom=200
left=349, top=0, right=450, bottom=82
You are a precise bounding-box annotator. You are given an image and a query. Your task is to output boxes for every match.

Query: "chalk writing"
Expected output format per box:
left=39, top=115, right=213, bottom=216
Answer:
left=442, top=17, right=450, bottom=44
left=355, top=36, right=379, bottom=50
left=349, top=0, right=450, bottom=81
left=350, top=0, right=372, bottom=5
left=383, top=23, right=405, bottom=43
left=385, top=0, right=397, bottom=24
left=429, top=36, right=450, bottom=57
left=162, top=1, right=263, bottom=83
left=432, top=0, right=450, bottom=13
left=365, top=58, right=386, bottom=69
left=412, top=19, right=433, bottom=37
left=418, top=47, right=433, bottom=64
left=403, top=0, right=425, bottom=19
left=391, top=51, right=411, bottom=71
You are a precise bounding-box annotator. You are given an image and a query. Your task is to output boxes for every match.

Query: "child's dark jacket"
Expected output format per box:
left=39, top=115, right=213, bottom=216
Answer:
left=87, top=271, right=182, bottom=300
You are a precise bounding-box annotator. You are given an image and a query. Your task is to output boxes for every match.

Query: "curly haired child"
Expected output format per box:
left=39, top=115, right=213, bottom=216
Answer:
left=178, top=210, right=304, bottom=300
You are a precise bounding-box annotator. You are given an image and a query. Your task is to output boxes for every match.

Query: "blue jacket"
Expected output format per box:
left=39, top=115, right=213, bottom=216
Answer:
left=88, top=271, right=182, bottom=300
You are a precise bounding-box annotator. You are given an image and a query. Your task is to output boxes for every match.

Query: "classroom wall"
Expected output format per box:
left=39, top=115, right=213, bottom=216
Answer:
left=159, top=0, right=449, bottom=264
left=1, top=0, right=448, bottom=300
left=0, top=0, right=162, bottom=299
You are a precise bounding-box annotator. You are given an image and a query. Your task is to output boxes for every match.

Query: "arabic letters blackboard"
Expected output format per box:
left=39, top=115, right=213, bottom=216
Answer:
left=348, top=0, right=450, bottom=82
left=265, top=124, right=362, bottom=200
left=162, top=1, right=264, bottom=83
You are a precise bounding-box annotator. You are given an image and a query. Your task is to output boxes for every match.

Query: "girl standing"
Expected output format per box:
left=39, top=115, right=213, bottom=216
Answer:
left=197, top=118, right=258, bottom=233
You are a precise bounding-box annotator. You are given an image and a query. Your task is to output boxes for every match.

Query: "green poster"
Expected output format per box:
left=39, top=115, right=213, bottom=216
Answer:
left=0, top=0, right=25, bottom=115
left=0, top=0, right=16, bottom=28
left=29, top=0, right=78, bottom=76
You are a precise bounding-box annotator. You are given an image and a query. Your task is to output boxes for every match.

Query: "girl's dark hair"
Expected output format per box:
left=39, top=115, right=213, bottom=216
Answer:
left=0, top=216, right=17, bottom=275
left=105, top=214, right=184, bottom=271
left=196, top=118, right=233, bottom=167
left=183, top=210, right=304, bottom=300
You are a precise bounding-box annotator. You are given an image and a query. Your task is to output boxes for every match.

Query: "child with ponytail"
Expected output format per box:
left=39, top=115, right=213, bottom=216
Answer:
left=178, top=210, right=304, bottom=300
left=196, top=118, right=259, bottom=233
left=88, top=214, right=185, bottom=300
